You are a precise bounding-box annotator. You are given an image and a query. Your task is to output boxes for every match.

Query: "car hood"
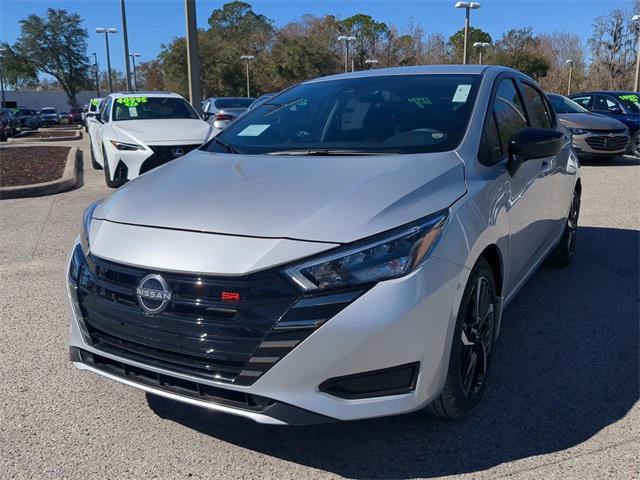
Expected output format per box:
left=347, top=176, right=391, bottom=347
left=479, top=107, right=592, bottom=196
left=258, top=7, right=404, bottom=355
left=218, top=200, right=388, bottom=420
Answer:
left=557, top=112, right=627, bottom=130
left=94, top=150, right=466, bottom=243
left=113, top=119, right=212, bottom=144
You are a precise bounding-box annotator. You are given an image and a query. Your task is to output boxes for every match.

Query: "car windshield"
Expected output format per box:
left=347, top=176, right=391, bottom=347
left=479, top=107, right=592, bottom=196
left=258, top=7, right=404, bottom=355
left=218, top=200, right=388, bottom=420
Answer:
left=214, top=98, right=254, bottom=109
left=548, top=94, right=587, bottom=114
left=204, top=74, right=481, bottom=155
left=113, top=97, right=199, bottom=121
left=614, top=93, right=639, bottom=113
left=41, top=108, right=57, bottom=114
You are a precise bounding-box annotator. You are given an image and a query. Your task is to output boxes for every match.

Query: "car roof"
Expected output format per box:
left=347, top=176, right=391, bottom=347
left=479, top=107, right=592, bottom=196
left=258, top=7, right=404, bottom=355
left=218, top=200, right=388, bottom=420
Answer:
left=302, top=64, right=519, bottom=85
left=108, top=91, right=184, bottom=99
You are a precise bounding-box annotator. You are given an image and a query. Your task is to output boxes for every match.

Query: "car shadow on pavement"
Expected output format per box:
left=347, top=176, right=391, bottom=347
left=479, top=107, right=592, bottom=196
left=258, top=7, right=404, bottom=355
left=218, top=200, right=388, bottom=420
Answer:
left=147, top=225, right=639, bottom=480
left=579, top=154, right=640, bottom=167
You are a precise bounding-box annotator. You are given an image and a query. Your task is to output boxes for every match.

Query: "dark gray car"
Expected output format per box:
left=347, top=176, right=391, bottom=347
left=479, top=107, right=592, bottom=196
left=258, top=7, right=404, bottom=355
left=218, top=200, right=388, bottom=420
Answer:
left=548, top=94, right=629, bottom=160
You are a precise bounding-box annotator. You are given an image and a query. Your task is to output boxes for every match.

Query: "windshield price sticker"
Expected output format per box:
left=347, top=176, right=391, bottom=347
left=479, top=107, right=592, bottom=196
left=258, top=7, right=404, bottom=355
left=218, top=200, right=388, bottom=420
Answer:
left=237, top=124, right=271, bottom=136
left=128, top=107, right=138, bottom=117
left=116, top=97, right=148, bottom=107
left=452, top=84, right=472, bottom=103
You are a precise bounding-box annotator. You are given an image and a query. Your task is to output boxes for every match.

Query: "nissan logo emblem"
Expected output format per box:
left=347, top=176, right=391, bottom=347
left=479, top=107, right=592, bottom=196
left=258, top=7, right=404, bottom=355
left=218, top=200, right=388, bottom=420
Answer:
left=136, top=274, right=172, bottom=315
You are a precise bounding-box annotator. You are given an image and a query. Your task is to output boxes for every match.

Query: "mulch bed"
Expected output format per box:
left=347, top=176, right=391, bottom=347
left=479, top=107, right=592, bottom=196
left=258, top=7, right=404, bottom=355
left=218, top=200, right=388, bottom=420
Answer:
left=0, top=146, right=70, bottom=187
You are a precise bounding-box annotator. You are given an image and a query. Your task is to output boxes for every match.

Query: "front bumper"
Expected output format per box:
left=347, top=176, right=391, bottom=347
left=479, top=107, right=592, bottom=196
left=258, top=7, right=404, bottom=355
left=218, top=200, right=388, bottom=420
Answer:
left=572, top=132, right=629, bottom=157
left=67, top=238, right=464, bottom=424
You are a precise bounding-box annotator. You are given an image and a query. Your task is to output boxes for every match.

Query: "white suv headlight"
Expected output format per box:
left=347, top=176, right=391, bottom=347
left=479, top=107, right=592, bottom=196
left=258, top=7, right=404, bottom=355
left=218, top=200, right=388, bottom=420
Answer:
left=283, top=211, right=449, bottom=291
left=109, top=139, right=144, bottom=151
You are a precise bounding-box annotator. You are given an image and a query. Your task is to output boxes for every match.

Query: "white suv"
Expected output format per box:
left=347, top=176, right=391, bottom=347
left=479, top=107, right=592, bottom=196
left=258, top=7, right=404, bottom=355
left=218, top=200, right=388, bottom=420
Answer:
left=90, top=92, right=215, bottom=187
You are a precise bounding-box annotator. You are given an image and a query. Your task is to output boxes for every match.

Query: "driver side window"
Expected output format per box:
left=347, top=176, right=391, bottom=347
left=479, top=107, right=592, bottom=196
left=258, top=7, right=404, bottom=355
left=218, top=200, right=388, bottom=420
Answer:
left=479, top=78, right=527, bottom=166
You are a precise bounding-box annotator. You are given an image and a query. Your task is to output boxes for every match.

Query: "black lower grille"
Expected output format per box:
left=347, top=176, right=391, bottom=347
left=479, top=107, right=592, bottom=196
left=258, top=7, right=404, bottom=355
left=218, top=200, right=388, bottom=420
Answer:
left=585, top=135, right=629, bottom=151
left=74, top=348, right=275, bottom=411
left=140, top=144, right=200, bottom=175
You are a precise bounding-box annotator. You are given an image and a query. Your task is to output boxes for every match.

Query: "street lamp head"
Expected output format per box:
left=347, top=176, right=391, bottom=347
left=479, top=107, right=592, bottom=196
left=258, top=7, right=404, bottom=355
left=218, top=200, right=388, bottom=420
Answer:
left=364, top=59, right=379, bottom=65
left=565, top=59, right=574, bottom=65
left=96, top=27, right=117, bottom=34
left=107, top=28, right=117, bottom=33
left=95, top=28, right=105, bottom=33
left=240, top=55, right=255, bottom=61
left=473, top=42, right=491, bottom=48
left=455, top=1, right=480, bottom=8
left=130, top=52, right=141, bottom=58
left=632, top=14, right=640, bottom=21
left=338, top=35, right=356, bottom=41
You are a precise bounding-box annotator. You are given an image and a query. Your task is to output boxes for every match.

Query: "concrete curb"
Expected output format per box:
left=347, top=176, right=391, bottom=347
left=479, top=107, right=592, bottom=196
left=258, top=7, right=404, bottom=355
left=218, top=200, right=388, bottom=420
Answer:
left=9, top=130, right=82, bottom=143
left=0, top=147, right=81, bottom=199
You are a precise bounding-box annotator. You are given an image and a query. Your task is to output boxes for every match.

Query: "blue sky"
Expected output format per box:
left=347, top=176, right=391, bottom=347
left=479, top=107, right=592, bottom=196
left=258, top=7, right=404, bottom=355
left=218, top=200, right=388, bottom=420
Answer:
left=0, top=0, right=633, bottom=74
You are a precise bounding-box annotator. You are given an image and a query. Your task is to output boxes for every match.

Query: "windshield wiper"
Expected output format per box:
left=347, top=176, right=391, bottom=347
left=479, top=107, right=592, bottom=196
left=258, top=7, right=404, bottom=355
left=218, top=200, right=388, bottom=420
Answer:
left=212, top=136, right=241, bottom=154
left=266, top=149, right=396, bottom=156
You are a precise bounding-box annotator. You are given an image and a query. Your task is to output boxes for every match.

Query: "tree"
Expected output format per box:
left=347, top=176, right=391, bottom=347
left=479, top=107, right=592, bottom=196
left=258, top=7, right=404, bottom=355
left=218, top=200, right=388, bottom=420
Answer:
left=448, top=27, right=492, bottom=64
left=339, top=14, right=390, bottom=70
left=588, top=8, right=637, bottom=90
left=493, top=28, right=550, bottom=79
left=3, top=9, right=90, bottom=105
left=137, top=59, right=166, bottom=91
left=538, top=32, right=587, bottom=94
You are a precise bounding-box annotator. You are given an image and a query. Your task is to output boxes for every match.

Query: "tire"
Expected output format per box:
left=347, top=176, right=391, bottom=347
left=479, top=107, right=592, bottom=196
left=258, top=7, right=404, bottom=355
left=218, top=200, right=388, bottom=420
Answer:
left=90, top=142, right=102, bottom=170
left=545, top=187, right=581, bottom=268
left=103, top=146, right=125, bottom=188
left=630, top=131, right=640, bottom=158
left=427, top=257, right=498, bottom=419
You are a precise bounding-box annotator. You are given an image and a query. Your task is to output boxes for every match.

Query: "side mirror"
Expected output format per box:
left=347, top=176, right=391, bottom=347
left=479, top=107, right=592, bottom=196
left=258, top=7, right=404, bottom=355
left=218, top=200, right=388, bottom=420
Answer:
left=508, top=128, right=564, bottom=174
left=202, top=112, right=212, bottom=120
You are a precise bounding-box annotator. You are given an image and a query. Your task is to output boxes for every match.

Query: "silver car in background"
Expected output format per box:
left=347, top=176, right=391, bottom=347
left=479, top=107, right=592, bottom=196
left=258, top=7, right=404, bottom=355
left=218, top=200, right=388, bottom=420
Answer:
left=548, top=93, right=629, bottom=160
left=68, top=66, right=581, bottom=425
left=202, top=96, right=254, bottom=129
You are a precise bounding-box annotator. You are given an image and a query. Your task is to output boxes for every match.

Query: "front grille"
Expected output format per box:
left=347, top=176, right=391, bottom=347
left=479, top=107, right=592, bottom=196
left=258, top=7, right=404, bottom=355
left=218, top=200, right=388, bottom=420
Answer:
left=74, top=247, right=367, bottom=385
left=585, top=135, right=629, bottom=151
left=139, top=144, right=200, bottom=175
left=77, top=253, right=300, bottom=384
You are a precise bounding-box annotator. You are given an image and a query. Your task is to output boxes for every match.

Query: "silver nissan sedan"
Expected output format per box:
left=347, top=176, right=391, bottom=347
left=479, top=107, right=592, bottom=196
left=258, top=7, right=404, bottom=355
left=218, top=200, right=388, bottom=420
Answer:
left=68, top=65, right=581, bottom=425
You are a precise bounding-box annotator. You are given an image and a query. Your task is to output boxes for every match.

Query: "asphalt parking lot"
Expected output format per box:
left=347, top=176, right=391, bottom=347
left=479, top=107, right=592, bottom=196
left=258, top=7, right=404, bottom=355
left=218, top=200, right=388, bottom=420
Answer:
left=1, top=135, right=638, bottom=480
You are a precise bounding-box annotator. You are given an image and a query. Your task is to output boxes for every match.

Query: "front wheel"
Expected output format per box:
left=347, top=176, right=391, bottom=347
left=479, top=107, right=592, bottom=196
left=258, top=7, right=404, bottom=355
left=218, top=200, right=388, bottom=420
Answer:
left=545, top=188, right=581, bottom=268
left=427, top=257, right=497, bottom=419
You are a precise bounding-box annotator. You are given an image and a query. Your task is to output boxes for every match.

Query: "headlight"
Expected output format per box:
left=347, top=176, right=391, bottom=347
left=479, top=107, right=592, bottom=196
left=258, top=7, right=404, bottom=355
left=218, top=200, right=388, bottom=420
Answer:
left=283, top=211, right=449, bottom=291
left=81, top=200, right=101, bottom=252
left=109, top=139, right=144, bottom=151
left=570, top=128, right=589, bottom=135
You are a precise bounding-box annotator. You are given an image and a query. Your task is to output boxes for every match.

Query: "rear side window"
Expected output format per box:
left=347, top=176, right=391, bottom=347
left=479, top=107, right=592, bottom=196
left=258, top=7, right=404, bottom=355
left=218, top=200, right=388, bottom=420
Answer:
left=493, top=79, right=527, bottom=154
left=101, top=98, right=112, bottom=122
left=521, top=83, right=552, bottom=129
left=593, top=95, right=620, bottom=113
left=571, top=96, right=592, bottom=109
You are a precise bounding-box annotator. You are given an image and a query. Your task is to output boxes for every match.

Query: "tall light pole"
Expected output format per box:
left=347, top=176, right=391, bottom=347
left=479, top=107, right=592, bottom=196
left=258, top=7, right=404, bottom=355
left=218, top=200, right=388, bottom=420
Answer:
left=633, top=14, right=640, bottom=92
left=338, top=35, right=356, bottom=73
left=0, top=47, right=6, bottom=107
left=96, top=27, right=117, bottom=93
left=129, top=52, right=141, bottom=91
left=92, top=52, right=101, bottom=98
left=473, top=42, right=490, bottom=65
left=120, top=0, right=132, bottom=91
left=240, top=55, right=255, bottom=97
left=455, top=1, right=481, bottom=65
left=565, top=59, right=574, bottom=95
left=184, top=0, right=202, bottom=110
left=364, top=59, right=379, bottom=69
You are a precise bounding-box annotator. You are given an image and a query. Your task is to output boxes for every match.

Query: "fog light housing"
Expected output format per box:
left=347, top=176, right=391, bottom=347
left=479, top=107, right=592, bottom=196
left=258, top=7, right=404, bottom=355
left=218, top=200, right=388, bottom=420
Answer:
left=319, top=362, right=420, bottom=399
